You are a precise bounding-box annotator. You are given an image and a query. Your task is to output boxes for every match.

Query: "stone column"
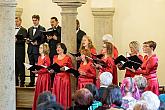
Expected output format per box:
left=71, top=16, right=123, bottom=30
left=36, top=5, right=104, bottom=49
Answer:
left=52, top=0, right=86, bottom=54
left=52, top=0, right=86, bottom=94
left=0, top=0, right=17, bottom=109
left=16, top=7, right=23, bottom=17
left=92, top=8, right=115, bottom=52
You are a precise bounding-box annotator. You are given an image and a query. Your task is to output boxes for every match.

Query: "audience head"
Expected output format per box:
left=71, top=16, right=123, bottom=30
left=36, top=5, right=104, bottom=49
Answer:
left=56, top=43, right=67, bottom=54
left=100, top=72, right=113, bottom=87
left=76, top=19, right=80, bottom=30
left=141, top=91, right=160, bottom=110
left=159, top=94, right=165, bottom=110
left=37, top=101, right=64, bottom=110
left=102, top=42, right=114, bottom=57
left=133, top=100, right=148, bottom=110
left=108, top=85, right=123, bottom=107
left=15, top=17, right=22, bottom=27
left=80, top=49, right=91, bottom=62
left=37, top=91, right=56, bottom=106
left=74, top=88, right=93, bottom=107
left=129, top=41, right=140, bottom=55
left=143, top=41, right=157, bottom=54
left=50, top=17, right=59, bottom=28
left=79, top=35, right=95, bottom=51
left=133, top=75, right=147, bottom=91
left=102, top=34, right=113, bottom=43
left=121, top=77, right=140, bottom=100
left=32, top=15, right=40, bottom=26
left=39, top=43, right=50, bottom=55
left=85, top=83, right=99, bottom=101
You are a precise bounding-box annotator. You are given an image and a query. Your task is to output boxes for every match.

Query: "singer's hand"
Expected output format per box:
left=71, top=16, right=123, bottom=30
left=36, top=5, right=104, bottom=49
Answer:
left=52, top=35, right=57, bottom=40
left=95, top=64, right=102, bottom=69
left=47, top=35, right=53, bottom=40
left=49, top=69, right=54, bottom=74
left=79, top=71, right=86, bottom=75
left=117, top=63, right=124, bottom=70
left=125, top=66, right=135, bottom=72
left=60, top=67, right=65, bottom=71
left=32, top=70, right=38, bottom=74
left=76, top=56, right=81, bottom=61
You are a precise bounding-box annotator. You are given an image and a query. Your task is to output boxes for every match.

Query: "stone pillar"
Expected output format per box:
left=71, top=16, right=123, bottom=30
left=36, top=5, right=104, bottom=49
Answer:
left=52, top=0, right=86, bottom=94
left=92, top=8, right=115, bottom=52
left=16, top=7, right=23, bottom=17
left=52, top=0, right=86, bottom=53
left=0, top=0, right=17, bottom=109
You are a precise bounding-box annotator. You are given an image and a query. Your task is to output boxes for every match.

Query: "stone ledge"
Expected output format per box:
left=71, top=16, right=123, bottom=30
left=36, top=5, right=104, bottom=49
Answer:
left=92, top=8, right=115, bottom=16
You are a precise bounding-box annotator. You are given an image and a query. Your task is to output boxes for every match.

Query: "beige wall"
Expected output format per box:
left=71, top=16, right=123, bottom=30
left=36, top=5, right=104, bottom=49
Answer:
left=17, top=0, right=165, bottom=85
left=113, top=0, right=165, bottom=85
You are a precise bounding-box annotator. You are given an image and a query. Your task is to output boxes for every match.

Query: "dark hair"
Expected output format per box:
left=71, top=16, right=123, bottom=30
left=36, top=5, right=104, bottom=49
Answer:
left=15, top=17, right=22, bottom=21
left=51, top=17, right=58, bottom=21
left=37, top=91, right=56, bottom=105
left=143, top=40, right=157, bottom=51
left=85, top=83, right=99, bottom=101
left=108, top=85, right=122, bottom=107
left=56, top=43, right=67, bottom=54
left=37, top=101, right=64, bottom=110
left=32, top=15, right=40, bottom=20
left=99, top=87, right=111, bottom=106
left=74, top=88, right=93, bottom=106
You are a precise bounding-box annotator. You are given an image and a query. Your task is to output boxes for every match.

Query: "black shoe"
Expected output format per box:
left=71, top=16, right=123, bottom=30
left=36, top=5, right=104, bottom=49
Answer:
left=26, top=82, right=34, bottom=87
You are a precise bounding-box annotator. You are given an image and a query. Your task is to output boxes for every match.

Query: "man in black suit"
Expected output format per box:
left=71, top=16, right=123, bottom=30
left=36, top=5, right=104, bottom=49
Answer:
left=47, top=17, right=61, bottom=64
left=15, top=17, right=28, bottom=87
left=47, top=17, right=61, bottom=87
left=76, top=19, right=86, bottom=52
left=26, top=15, right=46, bottom=87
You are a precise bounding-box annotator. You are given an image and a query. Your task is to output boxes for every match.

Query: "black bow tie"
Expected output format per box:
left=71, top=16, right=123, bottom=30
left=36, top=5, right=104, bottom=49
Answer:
left=33, top=27, right=38, bottom=29
left=15, top=28, right=19, bottom=29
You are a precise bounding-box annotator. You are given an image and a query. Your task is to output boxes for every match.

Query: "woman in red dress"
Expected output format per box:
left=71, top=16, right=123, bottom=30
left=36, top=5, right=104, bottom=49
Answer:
left=52, top=43, right=72, bottom=109
left=79, top=35, right=96, bottom=56
left=32, top=43, right=51, bottom=110
left=96, top=42, right=115, bottom=88
left=128, top=41, right=159, bottom=95
left=117, top=41, right=143, bottom=78
left=78, top=49, right=96, bottom=89
left=102, top=34, right=118, bottom=85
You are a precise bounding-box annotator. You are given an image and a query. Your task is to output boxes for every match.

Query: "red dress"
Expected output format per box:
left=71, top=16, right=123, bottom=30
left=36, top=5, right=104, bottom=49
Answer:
left=96, top=56, right=115, bottom=88
left=78, top=61, right=96, bottom=89
left=135, top=54, right=159, bottom=95
left=52, top=55, right=72, bottom=109
left=32, top=55, right=51, bottom=110
left=125, top=54, right=143, bottom=78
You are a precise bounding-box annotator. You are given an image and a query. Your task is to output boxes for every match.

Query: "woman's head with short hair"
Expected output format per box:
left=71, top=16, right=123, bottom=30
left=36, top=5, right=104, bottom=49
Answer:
left=74, top=88, right=93, bottom=106
left=129, top=41, right=140, bottom=54
left=141, top=91, right=160, bottom=110
left=133, top=75, right=147, bottom=90
left=39, top=43, right=50, bottom=55
left=143, top=41, right=157, bottom=51
left=100, top=72, right=113, bottom=87
left=133, top=100, right=148, bottom=110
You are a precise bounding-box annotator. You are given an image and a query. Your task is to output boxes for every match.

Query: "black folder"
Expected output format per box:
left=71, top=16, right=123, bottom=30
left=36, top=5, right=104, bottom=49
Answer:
left=69, top=52, right=81, bottom=57
left=48, top=63, right=80, bottom=78
left=93, top=58, right=107, bottom=68
left=91, top=53, right=104, bottom=59
left=15, top=34, right=24, bottom=40
left=24, top=63, right=46, bottom=71
left=114, top=55, right=142, bottom=70
left=41, top=29, right=58, bottom=36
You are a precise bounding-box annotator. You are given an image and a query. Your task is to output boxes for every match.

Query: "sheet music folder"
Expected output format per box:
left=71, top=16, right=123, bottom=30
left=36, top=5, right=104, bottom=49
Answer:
left=114, top=55, right=142, bottom=70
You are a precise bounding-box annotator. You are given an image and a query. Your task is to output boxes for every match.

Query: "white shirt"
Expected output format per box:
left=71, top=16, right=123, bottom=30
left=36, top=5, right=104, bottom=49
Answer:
left=15, top=27, right=20, bottom=35
left=33, top=25, right=39, bottom=36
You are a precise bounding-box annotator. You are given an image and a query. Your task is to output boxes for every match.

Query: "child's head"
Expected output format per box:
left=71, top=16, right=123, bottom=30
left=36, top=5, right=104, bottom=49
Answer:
left=39, top=43, right=49, bottom=55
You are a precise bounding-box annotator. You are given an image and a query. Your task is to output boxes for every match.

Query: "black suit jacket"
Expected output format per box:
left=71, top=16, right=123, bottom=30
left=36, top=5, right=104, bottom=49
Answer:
left=15, top=26, right=28, bottom=61
left=47, top=26, right=61, bottom=57
left=27, top=25, right=45, bottom=54
left=77, top=29, right=86, bottom=52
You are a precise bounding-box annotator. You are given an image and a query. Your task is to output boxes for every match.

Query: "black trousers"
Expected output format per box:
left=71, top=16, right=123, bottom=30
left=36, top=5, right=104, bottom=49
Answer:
left=28, top=53, right=39, bottom=85
left=15, top=59, right=25, bottom=85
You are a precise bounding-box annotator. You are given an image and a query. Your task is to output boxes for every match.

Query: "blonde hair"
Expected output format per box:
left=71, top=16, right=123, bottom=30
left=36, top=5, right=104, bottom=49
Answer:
left=40, top=43, right=50, bottom=55
left=79, top=35, right=95, bottom=52
left=129, top=41, right=140, bottom=52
